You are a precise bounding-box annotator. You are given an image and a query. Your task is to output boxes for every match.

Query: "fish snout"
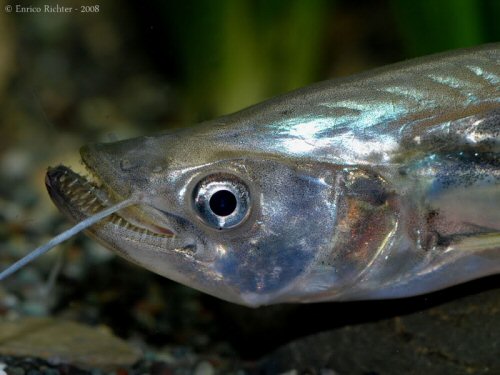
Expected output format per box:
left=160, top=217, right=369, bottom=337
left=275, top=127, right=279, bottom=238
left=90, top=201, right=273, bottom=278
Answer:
left=79, top=138, right=155, bottom=198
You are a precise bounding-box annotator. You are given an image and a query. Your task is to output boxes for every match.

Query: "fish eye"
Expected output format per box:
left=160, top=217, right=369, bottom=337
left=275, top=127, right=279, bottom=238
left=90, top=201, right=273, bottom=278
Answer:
left=192, top=174, right=250, bottom=229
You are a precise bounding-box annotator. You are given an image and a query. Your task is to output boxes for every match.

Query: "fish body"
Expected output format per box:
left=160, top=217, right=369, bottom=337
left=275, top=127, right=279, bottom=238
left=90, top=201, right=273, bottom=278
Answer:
left=46, top=44, right=500, bottom=307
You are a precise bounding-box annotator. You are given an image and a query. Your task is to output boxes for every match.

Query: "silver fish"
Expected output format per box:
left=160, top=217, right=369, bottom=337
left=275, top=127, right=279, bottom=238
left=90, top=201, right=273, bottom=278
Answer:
left=45, top=44, right=499, bottom=307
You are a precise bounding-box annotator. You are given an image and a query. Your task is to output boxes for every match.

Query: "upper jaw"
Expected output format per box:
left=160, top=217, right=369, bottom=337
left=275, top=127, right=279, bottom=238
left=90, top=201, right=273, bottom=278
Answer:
left=45, top=165, right=175, bottom=239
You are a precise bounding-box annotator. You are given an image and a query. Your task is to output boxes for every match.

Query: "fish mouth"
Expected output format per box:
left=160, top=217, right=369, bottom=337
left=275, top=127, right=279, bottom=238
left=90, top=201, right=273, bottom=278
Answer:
left=46, top=165, right=175, bottom=239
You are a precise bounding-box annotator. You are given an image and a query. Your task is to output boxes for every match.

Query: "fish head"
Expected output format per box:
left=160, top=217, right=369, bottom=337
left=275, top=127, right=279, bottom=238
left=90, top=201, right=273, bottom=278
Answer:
left=45, top=121, right=398, bottom=307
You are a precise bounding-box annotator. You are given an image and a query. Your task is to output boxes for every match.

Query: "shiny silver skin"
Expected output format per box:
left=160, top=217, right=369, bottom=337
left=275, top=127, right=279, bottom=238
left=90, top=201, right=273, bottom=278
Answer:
left=46, top=44, right=500, bottom=307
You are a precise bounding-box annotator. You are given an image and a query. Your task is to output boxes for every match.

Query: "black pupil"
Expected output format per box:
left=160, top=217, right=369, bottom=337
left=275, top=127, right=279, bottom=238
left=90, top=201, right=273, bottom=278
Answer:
left=209, top=190, right=237, bottom=216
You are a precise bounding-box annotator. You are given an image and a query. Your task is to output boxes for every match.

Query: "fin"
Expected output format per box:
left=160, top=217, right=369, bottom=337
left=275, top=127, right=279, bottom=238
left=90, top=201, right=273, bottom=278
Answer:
left=447, top=232, right=500, bottom=253
left=430, top=184, right=500, bottom=231
left=419, top=145, right=500, bottom=232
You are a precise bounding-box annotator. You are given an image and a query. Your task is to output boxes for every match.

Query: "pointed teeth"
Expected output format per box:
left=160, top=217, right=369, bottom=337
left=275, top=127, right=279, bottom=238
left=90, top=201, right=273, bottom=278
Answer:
left=55, top=166, right=175, bottom=238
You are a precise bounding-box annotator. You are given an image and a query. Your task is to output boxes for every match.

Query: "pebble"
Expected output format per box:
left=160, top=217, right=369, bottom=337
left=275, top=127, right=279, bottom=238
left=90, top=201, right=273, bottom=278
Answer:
left=193, top=361, right=214, bottom=375
left=0, top=317, right=141, bottom=370
left=6, top=366, right=25, bottom=375
left=0, top=149, right=32, bottom=180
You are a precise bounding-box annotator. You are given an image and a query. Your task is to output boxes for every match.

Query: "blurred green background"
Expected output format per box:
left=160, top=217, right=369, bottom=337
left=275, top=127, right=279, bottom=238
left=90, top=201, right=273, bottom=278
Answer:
left=1, top=0, right=499, bottom=140
left=0, top=0, right=498, bottom=370
left=1, top=0, right=498, bottom=242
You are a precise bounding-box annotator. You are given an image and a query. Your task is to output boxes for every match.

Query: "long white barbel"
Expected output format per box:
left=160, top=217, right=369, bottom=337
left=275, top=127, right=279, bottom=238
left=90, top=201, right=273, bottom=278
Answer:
left=0, top=197, right=139, bottom=281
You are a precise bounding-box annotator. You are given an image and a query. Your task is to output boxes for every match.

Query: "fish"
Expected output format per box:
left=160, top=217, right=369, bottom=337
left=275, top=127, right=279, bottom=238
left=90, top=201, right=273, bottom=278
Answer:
left=11, top=44, right=500, bottom=307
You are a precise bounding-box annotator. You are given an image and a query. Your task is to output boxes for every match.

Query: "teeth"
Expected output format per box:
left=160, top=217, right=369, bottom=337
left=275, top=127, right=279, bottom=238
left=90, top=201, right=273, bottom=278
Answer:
left=67, top=179, right=79, bottom=188
left=79, top=190, right=93, bottom=200
left=57, top=167, right=174, bottom=238
left=87, top=197, right=97, bottom=205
